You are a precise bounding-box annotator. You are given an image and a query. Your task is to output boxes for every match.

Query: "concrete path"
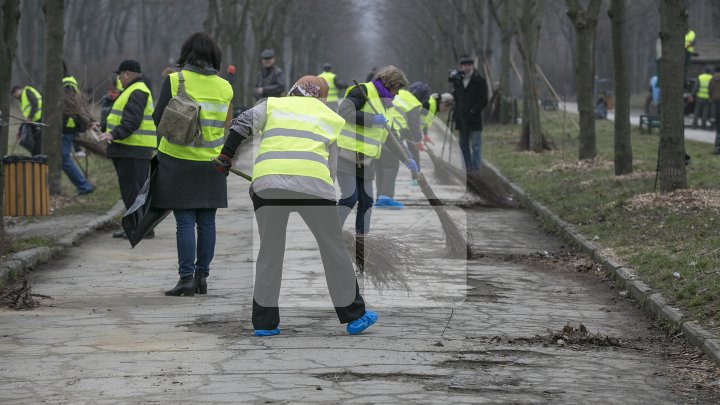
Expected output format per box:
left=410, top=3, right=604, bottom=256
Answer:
left=561, top=101, right=716, bottom=145
left=1, top=144, right=719, bottom=403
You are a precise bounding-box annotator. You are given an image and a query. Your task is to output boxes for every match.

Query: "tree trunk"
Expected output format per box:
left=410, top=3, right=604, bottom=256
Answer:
left=610, top=0, right=633, bottom=175
left=42, top=0, right=64, bottom=195
left=0, top=0, right=22, bottom=247
left=658, top=0, right=687, bottom=192
left=566, top=0, right=602, bottom=160
left=512, top=0, right=548, bottom=152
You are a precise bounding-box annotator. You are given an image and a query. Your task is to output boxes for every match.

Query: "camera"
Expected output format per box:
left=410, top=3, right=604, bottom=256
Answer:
left=448, top=68, right=463, bottom=84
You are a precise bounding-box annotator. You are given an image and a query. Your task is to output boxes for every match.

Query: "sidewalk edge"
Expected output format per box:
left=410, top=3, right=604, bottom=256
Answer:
left=483, top=161, right=720, bottom=368
left=1, top=200, right=125, bottom=284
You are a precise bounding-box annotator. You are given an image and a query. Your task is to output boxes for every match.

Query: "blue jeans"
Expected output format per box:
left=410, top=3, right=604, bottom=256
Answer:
left=337, top=171, right=373, bottom=234
left=62, top=133, right=93, bottom=193
left=459, top=129, right=482, bottom=171
left=173, top=208, right=217, bottom=278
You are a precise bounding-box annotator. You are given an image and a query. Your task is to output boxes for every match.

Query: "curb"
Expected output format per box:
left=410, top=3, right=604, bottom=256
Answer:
left=482, top=161, right=720, bottom=368
left=1, top=200, right=125, bottom=283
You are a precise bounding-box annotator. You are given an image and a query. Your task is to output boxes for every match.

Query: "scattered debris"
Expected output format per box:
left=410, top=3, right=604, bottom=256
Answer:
left=498, top=249, right=602, bottom=274
left=529, top=158, right=614, bottom=175
left=0, top=280, right=50, bottom=310
left=487, top=323, right=622, bottom=348
left=628, top=189, right=720, bottom=211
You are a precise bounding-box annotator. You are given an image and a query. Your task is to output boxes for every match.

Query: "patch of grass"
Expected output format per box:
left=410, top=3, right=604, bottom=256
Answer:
left=55, top=153, right=120, bottom=215
left=485, top=112, right=720, bottom=334
left=5, top=236, right=55, bottom=254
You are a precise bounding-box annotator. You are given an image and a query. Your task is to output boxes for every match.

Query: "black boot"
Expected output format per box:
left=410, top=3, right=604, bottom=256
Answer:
left=194, top=272, right=208, bottom=295
left=165, top=276, right=195, bottom=296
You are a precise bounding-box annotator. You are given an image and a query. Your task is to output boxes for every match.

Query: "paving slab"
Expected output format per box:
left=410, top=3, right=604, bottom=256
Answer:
left=1, top=146, right=719, bottom=403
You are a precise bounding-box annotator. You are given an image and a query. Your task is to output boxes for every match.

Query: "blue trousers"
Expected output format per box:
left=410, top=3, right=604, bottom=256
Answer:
left=173, top=208, right=217, bottom=278
left=62, top=133, right=93, bottom=194
left=458, top=129, right=482, bottom=171
left=337, top=171, right=373, bottom=234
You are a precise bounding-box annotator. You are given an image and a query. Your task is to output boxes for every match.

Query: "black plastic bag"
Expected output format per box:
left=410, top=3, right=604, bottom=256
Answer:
left=122, top=156, right=171, bottom=247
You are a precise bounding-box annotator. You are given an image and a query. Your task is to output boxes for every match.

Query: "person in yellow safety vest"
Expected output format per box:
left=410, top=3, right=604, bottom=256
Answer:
left=318, top=62, right=349, bottom=111
left=98, top=60, right=157, bottom=239
left=10, top=84, right=43, bottom=155
left=692, top=67, right=713, bottom=129
left=375, top=82, right=429, bottom=209
left=213, top=75, right=377, bottom=336
left=685, top=29, right=696, bottom=81
left=421, top=92, right=454, bottom=136
left=149, top=32, right=233, bottom=297
left=61, top=73, right=94, bottom=195
left=335, top=66, right=416, bottom=237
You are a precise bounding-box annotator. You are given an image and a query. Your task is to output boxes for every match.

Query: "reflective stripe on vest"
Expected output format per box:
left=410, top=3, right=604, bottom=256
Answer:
left=20, top=86, right=42, bottom=122
left=337, top=83, right=388, bottom=159
left=106, top=81, right=157, bottom=148
left=697, top=73, right=712, bottom=99
left=64, top=76, right=79, bottom=128
left=158, top=70, right=233, bottom=161
left=253, top=97, right=345, bottom=186
left=422, top=96, right=437, bottom=130
left=318, top=71, right=338, bottom=103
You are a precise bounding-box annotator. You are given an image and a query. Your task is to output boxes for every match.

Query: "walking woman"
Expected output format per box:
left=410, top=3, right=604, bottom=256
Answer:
left=152, top=32, right=234, bottom=296
left=214, top=76, right=376, bottom=336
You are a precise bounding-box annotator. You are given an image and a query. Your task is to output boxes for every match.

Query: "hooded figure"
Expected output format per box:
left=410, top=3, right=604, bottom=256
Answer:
left=214, top=76, right=377, bottom=337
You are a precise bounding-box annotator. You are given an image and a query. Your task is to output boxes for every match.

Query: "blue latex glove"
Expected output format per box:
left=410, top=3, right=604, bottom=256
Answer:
left=372, top=114, right=387, bottom=126
left=405, top=158, right=419, bottom=174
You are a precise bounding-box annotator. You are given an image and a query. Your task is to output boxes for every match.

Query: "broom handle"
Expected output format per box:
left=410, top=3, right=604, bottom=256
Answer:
left=351, top=80, right=414, bottom=168
left=212, top=157, right=252, bottom=181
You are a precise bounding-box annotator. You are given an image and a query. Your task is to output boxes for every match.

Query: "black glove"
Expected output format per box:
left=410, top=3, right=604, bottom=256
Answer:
left=214, top=154, right=232, bottom=177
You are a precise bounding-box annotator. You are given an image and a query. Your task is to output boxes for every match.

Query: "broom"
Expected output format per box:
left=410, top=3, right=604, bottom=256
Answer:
left=215, top=158, right=419, bottom=289
left=352, top=80, right=470, bottom=259
left=425, top=146, right=515, bottom=208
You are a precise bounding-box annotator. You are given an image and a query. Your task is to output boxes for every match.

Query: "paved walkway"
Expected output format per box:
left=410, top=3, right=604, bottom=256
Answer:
left=1, top=144, right=719, bottom=403
left=561, top=101, right=716, bottom=145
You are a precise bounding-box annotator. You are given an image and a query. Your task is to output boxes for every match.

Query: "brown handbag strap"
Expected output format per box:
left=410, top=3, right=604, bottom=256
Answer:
left=177, top=71, right=188, bottom=97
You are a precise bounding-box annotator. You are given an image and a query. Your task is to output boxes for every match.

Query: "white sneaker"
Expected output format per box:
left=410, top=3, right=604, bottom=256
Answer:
left=75, top=150, right=86, bottom=158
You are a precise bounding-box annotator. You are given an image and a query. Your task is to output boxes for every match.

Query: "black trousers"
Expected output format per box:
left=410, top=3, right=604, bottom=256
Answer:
left=251, top=188, right=366, bottom=330
left=376, top=147, right=400, bottom=198
left=112, top=158, right=151, bottom=209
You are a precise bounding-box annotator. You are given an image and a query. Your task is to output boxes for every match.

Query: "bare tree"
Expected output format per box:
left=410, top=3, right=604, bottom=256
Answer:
left=0, top=0, right=21, bottom=246
left=42, top=0, right=64, bottom=194
left=512, top=0, right=551, bottom=152
left=609, top=0, right=633, bottom=175
left=489, top=0, right=514, bottom=124
left=566, top=0, right=602, bottom=160
left=657, top=0, right=688, bottom=192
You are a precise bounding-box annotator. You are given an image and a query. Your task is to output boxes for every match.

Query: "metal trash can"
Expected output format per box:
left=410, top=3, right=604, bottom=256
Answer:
left=3, top=155, right=50, bottom=216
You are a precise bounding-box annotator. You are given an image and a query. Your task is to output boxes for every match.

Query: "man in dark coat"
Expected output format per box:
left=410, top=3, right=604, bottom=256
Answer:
left=254, top=49, right=285, bottom=100
left=451, top=55, right=488, bottom=172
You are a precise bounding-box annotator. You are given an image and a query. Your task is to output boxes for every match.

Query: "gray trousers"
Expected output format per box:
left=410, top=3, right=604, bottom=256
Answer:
left=251, top=189, right=365, bottom=330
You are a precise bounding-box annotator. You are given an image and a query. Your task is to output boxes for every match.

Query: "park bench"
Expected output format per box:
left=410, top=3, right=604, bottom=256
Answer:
left=639, top=114, right=661, bottom=134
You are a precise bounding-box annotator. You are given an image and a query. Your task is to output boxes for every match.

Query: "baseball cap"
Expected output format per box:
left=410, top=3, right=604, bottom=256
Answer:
left=260, top=49, right=275, bottom=59
left=458, top=55, right=474, bottom=65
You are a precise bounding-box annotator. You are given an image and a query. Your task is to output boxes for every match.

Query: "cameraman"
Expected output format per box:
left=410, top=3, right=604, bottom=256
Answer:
left=450, top=55, right=488, bottom=172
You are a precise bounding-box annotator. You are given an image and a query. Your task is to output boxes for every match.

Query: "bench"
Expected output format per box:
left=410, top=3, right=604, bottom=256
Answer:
left=639, top=114, right=660, bottom=134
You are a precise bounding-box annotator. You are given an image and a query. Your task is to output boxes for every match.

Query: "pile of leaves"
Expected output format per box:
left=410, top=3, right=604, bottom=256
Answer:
left=628, top=189, right=720, bottom=211
left=0, top=280, right=49, bottom=310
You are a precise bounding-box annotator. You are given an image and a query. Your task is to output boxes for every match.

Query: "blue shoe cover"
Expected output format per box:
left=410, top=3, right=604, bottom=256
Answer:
left=375, top=196, right=404, bottom=209
left=254, top=328, right=281, bottom=336
left=346, top=311, right=378, bottom=335
left=409, top=179, right=419, bottom=187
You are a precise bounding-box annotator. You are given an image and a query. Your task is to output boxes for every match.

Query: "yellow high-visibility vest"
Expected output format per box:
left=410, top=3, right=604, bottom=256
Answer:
left=697, top=73, right=712, bottom=100
left=20, top=86, right=42, bottom=122
left=253, top=97, right=345, bottom=186
left=318, top=71, right=338, bottom=103
left=106, top=80, right=157, bottom=148
left=337, top=82, right=388, bottom=159
left=422, top=96, right=437, bottom=131
left=158, top=70, right=233, bottom=161
left=63, top=76, right=79, bottom=128
left=685, top=30, right=696, bottom=53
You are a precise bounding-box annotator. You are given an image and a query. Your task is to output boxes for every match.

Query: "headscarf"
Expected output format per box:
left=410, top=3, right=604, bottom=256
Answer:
left=287, top=75, right=328, bottom=99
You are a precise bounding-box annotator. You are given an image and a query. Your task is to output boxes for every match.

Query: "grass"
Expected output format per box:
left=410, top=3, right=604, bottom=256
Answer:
left=484, top=112, right=720, bottom=333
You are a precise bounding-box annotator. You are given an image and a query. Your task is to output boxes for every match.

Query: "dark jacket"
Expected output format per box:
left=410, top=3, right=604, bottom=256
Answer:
left=709, top=73, right=720, bottom=103
left=452, top=69, right=488, bottom=132
left=106, top=76, right=154, bottom=159
left=255, top=65, right=285, bottom=99
left=150, top=65, right=228, bottom=210
left=62, top=86, right=87, bottom=135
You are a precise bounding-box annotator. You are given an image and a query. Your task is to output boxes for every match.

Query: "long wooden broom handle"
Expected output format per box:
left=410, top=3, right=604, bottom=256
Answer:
left=212, top=157, right=252, bottom=181
left=351, top=79, right=414, bottom=169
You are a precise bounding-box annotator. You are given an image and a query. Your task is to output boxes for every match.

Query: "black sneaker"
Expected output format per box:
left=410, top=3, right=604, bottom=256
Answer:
left=77, top=188, right=94, bottom=196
